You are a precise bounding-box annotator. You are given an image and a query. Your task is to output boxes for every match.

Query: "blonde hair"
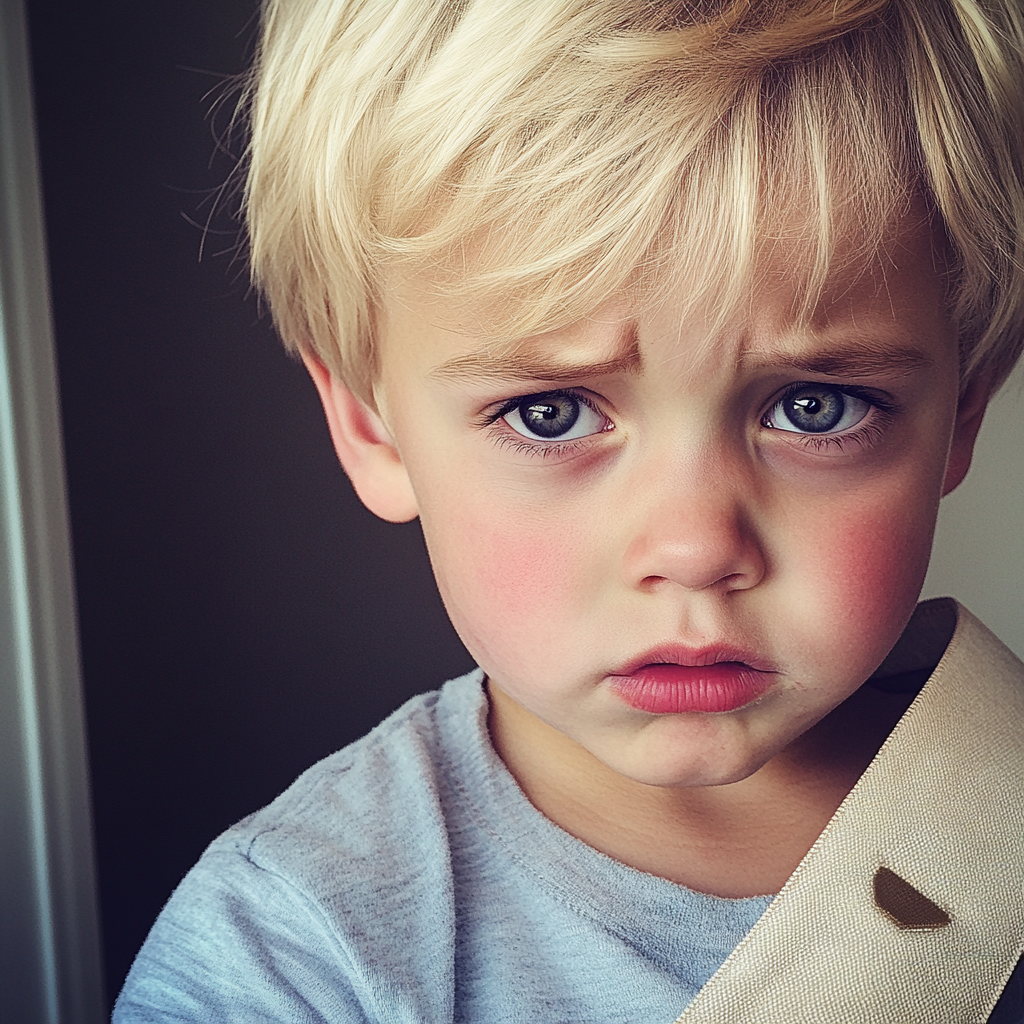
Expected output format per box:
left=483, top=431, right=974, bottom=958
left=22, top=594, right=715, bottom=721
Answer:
left=243, top=0, right=1024, bottom=403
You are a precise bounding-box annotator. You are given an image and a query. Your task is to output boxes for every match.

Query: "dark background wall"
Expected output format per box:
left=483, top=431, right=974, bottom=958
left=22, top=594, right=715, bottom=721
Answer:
left=26, top=0, right=474, bottom=1007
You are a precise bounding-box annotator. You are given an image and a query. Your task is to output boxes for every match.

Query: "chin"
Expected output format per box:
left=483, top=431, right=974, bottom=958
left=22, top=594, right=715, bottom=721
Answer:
left=611, top=745, right=772, bottom=790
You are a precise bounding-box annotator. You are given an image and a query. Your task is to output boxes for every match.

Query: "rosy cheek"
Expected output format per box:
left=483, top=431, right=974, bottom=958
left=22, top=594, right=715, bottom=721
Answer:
left=428, top=501, right=584, bottom=667
left=788, top=493, right=935, bottom=667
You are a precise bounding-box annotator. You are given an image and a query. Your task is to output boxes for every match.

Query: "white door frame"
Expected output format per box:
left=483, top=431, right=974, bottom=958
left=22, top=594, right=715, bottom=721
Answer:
left=0, top=1, right=104, bottom=1020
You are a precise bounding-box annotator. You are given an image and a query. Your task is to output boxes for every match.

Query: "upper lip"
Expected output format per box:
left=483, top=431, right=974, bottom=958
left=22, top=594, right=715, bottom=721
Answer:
left=610, top=643, right=777, bottom=677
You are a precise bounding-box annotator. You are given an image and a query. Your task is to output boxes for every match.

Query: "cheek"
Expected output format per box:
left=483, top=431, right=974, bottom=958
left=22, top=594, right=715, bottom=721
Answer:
left=421, top=493, right=592, bottom=669
left=781, top=483, right=939, bottom=668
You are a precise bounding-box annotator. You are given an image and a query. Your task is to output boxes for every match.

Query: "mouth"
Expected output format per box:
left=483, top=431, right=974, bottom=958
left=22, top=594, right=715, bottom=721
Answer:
left=608, top=645, right=777, bottom=714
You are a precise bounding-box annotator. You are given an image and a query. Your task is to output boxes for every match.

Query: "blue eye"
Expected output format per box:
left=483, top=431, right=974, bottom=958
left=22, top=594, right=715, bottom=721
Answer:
left=765, top=384, right=870, bottom=434
left=503, top=392, right=607, bottom=441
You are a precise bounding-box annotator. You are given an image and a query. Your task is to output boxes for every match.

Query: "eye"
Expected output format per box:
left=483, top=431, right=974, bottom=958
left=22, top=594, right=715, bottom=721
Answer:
left=764, top=384, right=871, bottom=434
left=502, top=392, right=608, bottom=441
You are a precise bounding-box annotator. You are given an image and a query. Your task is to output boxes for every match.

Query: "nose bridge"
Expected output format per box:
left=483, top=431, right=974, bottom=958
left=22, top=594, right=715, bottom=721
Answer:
left=622, top=436, right=765, bottom=593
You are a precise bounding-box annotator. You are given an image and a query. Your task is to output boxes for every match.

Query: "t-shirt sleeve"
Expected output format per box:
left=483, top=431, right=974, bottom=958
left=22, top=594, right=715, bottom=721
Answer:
left=112, top=845, right=372, bottom=1024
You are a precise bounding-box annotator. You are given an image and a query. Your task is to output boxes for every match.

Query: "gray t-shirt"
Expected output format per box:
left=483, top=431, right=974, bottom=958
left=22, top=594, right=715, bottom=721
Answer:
left=113, top=670, right=773, bottom=1023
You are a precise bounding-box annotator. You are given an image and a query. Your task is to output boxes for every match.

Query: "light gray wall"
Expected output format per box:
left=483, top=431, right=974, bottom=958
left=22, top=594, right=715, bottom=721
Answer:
left=922, top=360, right=1024, bottom=659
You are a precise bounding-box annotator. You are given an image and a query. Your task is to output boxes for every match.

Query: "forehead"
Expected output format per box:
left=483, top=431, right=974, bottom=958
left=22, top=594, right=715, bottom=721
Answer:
left=379, top=205, right=954, bottom=382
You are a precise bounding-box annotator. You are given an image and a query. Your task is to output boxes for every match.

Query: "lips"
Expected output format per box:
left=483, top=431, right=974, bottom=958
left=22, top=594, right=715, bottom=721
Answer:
left=608, top=645, right=776, bottom=714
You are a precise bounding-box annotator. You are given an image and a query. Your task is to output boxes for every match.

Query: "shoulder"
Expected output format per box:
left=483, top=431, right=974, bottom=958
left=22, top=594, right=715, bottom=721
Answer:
left=114, top=671, right=485, bottom=1023
left=226, top=671, right=486, bottom=907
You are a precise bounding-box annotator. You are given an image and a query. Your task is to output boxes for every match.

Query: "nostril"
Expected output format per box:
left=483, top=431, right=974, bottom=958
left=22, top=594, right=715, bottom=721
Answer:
left=638, top=568, right=760, bottom=593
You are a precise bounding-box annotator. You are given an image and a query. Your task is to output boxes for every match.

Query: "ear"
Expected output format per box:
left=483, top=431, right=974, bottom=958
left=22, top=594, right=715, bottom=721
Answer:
left=942, top=376, right=992, bottom=496
left=301, top=351, right=419, bottom=523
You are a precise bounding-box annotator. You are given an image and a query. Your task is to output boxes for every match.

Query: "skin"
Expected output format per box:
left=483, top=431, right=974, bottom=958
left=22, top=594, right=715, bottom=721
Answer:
left=304, top=210, right=990, bottom=897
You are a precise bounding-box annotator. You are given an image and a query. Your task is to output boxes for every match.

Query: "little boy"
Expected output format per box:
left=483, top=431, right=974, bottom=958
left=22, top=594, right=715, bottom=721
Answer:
left=114, top=0, right=1024, bottom=1021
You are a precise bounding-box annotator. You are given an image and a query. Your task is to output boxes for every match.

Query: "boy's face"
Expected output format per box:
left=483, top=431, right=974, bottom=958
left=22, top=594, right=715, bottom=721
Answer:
left=314, top=210, right=984, bottom=790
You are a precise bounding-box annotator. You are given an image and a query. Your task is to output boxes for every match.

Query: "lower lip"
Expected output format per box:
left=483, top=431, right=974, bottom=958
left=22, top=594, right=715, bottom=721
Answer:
left=610, top=663, right=774, bottom=714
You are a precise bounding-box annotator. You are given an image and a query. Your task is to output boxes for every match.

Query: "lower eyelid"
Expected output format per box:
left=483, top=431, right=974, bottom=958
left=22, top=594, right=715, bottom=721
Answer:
left=488, top=424, right=595, bottom=459
left=785, top=411, right=891, bottom=454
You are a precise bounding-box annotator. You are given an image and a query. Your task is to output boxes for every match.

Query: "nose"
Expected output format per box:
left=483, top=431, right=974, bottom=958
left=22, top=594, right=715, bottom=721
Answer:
left=621, top=454, right=766, bottom=594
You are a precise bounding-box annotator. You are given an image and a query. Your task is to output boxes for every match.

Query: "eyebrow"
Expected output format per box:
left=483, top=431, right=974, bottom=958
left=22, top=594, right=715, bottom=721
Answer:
left=431, top=337, right=642, bottom=385
left=430, top=336, right=933, bottom=385
left=741, top=341, right=935, bottom=379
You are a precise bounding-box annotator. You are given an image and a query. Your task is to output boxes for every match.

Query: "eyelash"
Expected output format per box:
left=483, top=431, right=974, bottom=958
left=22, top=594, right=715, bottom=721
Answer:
left=482, top=390, right=608, bottom=459
left=788, top=420, right=887, bottom=453
left=491, top=434, right=595, bottom=459
left=764, top=383, right=896, bottom=454
left=481, top=384, right=897, bottom=458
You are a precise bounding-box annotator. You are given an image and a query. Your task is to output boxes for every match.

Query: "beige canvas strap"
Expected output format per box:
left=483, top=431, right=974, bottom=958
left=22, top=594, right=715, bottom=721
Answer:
left=676, top=602, right=1024, bottom=1024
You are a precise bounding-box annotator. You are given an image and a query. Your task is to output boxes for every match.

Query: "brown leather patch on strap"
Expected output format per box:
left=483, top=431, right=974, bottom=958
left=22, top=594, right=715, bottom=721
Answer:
left=873, top=866, right=951, bottom=929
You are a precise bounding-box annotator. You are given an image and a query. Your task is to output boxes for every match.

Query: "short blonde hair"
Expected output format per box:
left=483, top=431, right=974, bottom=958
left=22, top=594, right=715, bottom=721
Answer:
left=243, top=0, right=1024, bottom=403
